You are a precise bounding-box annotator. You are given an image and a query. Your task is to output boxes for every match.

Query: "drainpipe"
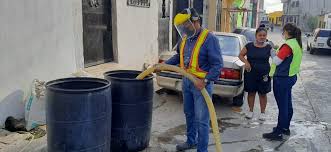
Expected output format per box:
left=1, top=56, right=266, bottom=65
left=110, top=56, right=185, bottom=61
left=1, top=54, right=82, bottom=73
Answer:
left=202, top=0, right=208, bottom=28
left=169, top=0, right=173, bottom=50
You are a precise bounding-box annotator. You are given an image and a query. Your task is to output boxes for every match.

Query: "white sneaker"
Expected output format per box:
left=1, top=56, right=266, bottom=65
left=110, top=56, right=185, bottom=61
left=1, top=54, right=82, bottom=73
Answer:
left=245, top=111, right=254, bottom=119
left=258, top=113, right=266, bottom=121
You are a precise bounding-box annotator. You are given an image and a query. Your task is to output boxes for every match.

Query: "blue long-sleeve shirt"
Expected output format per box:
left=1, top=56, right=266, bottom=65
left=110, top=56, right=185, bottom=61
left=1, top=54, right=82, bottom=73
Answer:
left=165, top=29, right=223, bottom=81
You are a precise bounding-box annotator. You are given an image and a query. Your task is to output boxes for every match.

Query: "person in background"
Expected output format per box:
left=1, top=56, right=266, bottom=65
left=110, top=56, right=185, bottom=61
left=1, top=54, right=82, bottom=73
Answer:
left=239, top=25, right=272, bottom=121
left=263, top=23, right=303, bottom=141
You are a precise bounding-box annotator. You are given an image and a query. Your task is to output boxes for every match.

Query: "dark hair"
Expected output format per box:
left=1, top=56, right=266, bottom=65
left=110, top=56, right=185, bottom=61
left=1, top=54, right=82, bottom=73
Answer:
left=256, top=25, right=268, bottom=35
left=181, top=8, right=200, bottom=21
left=283, top=23, right=302, bottom=48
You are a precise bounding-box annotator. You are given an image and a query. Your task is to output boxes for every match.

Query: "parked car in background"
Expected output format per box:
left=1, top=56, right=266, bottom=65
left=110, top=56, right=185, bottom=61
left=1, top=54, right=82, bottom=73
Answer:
left=233, top=27, right=256, bottom=42
left=156, top=32, right=247, bottom=106
left=233, top=27, right=275, bottom=48
left=307, top=28, right=331, bottom=54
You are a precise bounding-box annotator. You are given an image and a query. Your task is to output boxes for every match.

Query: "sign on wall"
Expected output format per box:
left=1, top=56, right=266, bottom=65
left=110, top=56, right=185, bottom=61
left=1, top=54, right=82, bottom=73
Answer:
left=127, top=0, right=150, bottom=8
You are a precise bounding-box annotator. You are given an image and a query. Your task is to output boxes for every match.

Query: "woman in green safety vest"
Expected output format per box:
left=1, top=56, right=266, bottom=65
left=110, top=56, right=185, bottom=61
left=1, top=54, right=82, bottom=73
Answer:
left=263, top=23, right=303, bottom=141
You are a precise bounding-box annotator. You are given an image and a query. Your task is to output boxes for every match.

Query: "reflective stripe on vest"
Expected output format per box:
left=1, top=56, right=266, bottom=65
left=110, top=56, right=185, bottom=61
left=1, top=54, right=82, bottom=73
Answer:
left=269, top=38, right=303, bottom=76
left=179, top=29, right=209, bottom=78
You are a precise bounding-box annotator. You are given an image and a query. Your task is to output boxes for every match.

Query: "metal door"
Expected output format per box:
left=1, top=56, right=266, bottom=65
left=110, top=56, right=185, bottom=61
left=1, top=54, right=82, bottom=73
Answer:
left=83, top=0, right=113, bottom=67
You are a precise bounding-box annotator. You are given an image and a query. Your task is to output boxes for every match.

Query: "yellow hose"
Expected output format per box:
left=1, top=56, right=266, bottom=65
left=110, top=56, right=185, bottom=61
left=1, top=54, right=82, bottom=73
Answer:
left=136, top=63, right=222, bottom=152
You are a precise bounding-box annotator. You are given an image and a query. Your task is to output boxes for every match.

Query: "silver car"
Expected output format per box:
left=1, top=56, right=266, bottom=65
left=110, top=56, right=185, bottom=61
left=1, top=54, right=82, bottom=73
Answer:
left=156, top=32, right=247, bottom=106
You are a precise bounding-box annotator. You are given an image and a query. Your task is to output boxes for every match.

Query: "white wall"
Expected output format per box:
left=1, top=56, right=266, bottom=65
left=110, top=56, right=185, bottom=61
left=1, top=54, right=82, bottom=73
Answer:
left=0, top=0, right=83, bottom=125
left=157, top=0, right=170, bottom=54
left=115, top=0, right=159, bottom=70
left=325, top=13, right=331, bottom=29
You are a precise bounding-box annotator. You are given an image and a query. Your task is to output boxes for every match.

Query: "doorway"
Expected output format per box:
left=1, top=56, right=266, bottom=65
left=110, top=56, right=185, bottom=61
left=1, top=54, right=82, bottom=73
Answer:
left=82, top=0, right=113, bottom=67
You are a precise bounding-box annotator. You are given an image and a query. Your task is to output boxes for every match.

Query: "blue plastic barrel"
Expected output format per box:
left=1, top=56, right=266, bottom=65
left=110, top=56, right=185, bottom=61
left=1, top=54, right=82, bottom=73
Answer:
left=104, top=70, right=153, bottom=152
left=46, top=77, right=112, bottom=152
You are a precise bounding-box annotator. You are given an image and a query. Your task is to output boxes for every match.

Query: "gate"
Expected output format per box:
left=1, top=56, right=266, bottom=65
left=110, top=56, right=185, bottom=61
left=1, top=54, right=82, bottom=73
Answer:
left=83, top=0, right=113, bottom=67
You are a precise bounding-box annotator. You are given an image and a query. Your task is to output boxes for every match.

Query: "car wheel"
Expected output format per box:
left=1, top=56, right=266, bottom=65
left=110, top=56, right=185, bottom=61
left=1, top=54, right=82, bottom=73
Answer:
left=310, top=48, right=316, bottom=54
left=233, top=92, right=244, bottom=107
left=327, top=37, right=331, bottom=48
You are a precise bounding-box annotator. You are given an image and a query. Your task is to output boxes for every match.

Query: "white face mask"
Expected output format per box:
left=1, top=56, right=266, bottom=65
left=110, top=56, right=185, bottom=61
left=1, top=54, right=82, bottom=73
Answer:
left=255, top=39, right=266, bottom=46
left=256, top=39, right=266, bottom=44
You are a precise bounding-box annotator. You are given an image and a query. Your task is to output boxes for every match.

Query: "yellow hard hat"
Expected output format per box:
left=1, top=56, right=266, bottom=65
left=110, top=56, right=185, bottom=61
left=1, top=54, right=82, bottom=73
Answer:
left=174, top=8, right=200, bottom=26
left=174, top=13, right=191, bottom=26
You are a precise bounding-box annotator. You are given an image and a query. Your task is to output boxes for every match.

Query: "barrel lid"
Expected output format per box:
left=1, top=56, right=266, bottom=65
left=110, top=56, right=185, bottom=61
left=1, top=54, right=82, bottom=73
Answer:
left=104, top=70, right=154, bottom=81
left=46, top=77, right=110, bottom=93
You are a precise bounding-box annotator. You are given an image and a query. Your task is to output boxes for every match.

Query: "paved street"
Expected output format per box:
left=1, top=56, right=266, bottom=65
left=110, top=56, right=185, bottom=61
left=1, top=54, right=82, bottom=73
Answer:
left=145, top=27, right=331, bottom=152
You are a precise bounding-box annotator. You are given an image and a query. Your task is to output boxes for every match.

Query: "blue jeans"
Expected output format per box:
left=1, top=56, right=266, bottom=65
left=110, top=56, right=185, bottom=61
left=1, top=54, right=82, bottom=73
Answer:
left=182, top=77, right=213, bottom=152
left=273, top=75, right=297, bottom=133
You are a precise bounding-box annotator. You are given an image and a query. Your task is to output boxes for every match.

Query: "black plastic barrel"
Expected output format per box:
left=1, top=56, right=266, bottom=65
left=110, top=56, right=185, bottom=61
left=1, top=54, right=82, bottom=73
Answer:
left=104, top=70, right=154, bottom=152
left=46, top=78, right=112, bottom=152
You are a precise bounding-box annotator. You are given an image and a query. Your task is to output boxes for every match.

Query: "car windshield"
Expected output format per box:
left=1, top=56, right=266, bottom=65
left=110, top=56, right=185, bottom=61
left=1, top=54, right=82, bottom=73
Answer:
left=216, top=35, right=241, bottom=57
left=318, top=30, right=331, bottom=37
left=242, top=30, right=256, bottom=42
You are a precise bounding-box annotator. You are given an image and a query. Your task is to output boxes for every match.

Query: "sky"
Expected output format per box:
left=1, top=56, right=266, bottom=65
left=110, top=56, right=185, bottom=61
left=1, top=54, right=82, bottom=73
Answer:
left=264, top=0, right=283, bottom=13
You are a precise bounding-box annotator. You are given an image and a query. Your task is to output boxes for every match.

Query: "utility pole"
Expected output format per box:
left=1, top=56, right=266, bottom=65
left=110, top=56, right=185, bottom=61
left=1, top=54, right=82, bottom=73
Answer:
left=323, top=0, right=326, bottom=14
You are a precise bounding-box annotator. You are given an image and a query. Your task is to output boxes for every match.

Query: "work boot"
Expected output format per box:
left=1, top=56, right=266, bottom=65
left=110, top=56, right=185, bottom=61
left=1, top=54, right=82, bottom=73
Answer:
left=273, top=127, right=291, bottom=136
left=263, top=131, right=283, bottom=141
left=176, top=142, right=196, bottom=151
